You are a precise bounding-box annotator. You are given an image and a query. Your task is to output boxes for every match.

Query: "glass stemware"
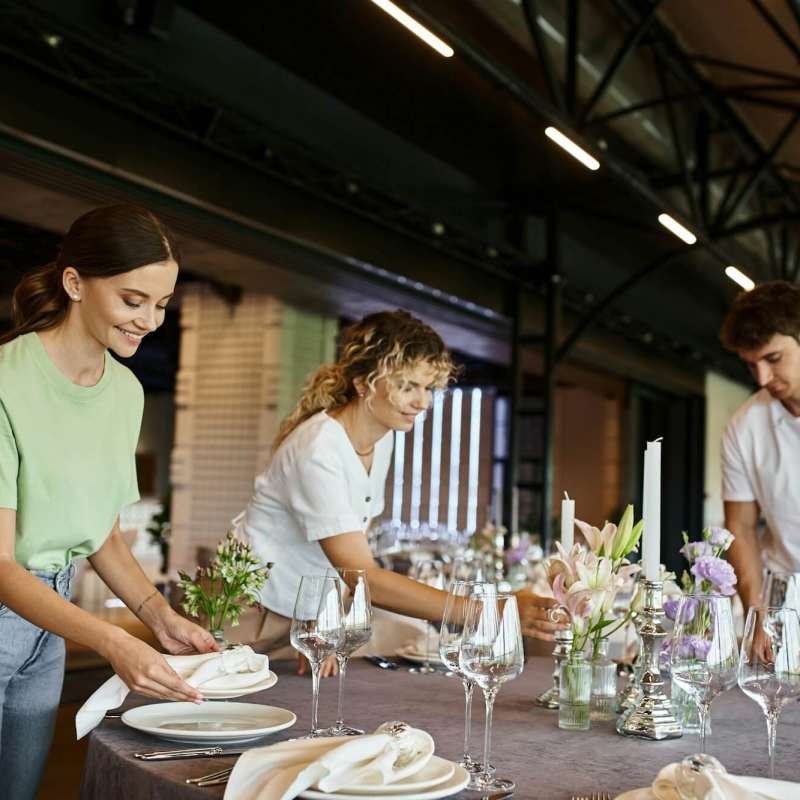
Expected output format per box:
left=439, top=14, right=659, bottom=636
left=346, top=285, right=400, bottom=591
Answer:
left=737, top=605, right=800, bottom=778
left=328, top=569, right=373, bottom=736
left=439, top=580, right=495, bottom=787
left=408, top=558, right=445, bottom=674
left=762, top=572, right=800, bottom=610
left=289, top=575, right=344, bottom=737
left=668, top=594, right=738, bottom=755
left=459, top=592, right=524, bottom=795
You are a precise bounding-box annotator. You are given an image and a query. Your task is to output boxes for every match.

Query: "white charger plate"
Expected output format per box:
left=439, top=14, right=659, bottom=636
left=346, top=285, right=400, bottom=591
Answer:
left=121, top=701, right=295, bottom=744
left=300, top=764, right=469, bottom=800
left=200, top=670, right=278, bottom=699
left=394, top=646, right=444, bottom=666
left=336, top=756, right=455, bottom=795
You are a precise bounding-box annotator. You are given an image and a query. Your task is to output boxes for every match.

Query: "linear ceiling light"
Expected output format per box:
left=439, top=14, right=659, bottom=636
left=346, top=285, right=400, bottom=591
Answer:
left=658, top=213, right=697, bottom=245
left=544, top=127, right=600, bottom=171
left=368, top=0, right=454, bottom=57
left=725, top=265, right=755, bottom=291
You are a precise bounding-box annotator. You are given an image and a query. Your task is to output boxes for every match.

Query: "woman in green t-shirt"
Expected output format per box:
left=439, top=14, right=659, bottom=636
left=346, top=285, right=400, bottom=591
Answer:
left=0, top=205, right=217, bottom=799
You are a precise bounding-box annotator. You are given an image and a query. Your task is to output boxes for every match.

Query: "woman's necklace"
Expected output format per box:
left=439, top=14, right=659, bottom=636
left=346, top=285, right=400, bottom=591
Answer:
left=354, top=444, right=375, bottom=457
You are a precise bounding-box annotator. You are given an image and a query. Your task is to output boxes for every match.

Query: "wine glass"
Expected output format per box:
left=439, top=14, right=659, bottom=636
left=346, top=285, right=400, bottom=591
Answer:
left=290, top=575, right=344, bottom=737
left=328, top=569, right=372, bottom=736
left=737, top=606, right=800, bottom=777
left=459, top=592, right=524, bottom=795
left=408, top=558, right=445, bottom=674
left=762, top=572, right=800, bottom=610
left=439, top=580, right=496, bottom=788
left=669, top=594, right=738, bottom=755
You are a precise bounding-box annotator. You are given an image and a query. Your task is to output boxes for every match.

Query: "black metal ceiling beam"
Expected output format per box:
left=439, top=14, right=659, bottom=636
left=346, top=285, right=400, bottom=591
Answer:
left=714, top=114, right=799, bottom=231
left=696, top=110, right=711, bottom=227
left=555, top=247, right=687, bottom=362
left=713, top=210, right=800, bottom=240
left=578, top=0, right=663, bottom=126
left=688, top=54, right=800, bottom=83
left=749, top=0, right=800, bottom=63
left=565, top=0, right=579, bottom=118
left=521, top=0, right=563, bottom=112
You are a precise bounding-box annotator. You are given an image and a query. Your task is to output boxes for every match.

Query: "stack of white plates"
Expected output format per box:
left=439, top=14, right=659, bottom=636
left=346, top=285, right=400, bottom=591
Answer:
left=299, top=758, right=469, bottom=800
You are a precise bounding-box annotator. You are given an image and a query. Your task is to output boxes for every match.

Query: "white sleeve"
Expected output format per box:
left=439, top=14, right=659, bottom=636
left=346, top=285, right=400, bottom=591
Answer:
left=286, top=451, right=363, bottom=542
left=721, top=421, right=755, bottom=502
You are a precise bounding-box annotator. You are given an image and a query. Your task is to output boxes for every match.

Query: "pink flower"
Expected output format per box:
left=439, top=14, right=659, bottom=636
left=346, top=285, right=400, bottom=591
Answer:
left=575, top=519, right=617, bottom=556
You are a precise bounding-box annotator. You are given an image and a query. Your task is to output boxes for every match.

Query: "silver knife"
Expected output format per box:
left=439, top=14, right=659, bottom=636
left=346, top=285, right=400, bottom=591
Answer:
left=134, top=746, right=243, bottom=760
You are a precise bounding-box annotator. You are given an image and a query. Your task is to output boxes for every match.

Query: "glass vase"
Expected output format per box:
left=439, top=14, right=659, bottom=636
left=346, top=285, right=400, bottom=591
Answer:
left=590, top=639, right=617, bottom=722
left=209, top=626, right=228, bottom=649
left=559, top=652, right=591, bottom=731
left=670, top=680, right=709, bottom=735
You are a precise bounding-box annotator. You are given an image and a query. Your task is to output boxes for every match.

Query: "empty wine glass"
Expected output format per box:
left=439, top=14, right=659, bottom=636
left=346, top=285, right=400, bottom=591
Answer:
left=328, top=569, right=372, bottom=736
left=459, top=592, right=524, bottom=795
left=669, top=594, right=738, bottom=755
left=439, top=580, right=495, bottom=788
left=737, top=606, right=800, bottom=778
left=290, top=575, right=343, bottom=737
left=762, top=572, right=800, bottom=610
left=408, top=558, right=445, bottom=674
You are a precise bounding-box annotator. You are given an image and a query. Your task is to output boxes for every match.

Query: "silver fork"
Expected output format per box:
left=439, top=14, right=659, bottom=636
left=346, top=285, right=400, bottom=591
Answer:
left=186, top=766, right=233, bottom=786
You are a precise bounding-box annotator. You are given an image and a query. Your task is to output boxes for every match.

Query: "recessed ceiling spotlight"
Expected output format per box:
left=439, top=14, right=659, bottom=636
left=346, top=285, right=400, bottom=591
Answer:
left=368, top=0, right=454, bottom=58
left=43, top=33, right=62, bottom=48
left=725, top=265, right=755, bottom=291
left=431, top=222, right=446, bottom=236
left=544, top=127, right=600, bottom=171
left=658, top=213, right=697, bottom=245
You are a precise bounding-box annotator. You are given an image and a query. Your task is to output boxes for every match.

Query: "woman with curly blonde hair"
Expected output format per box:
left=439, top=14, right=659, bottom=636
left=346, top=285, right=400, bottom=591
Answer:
left=236, top=310, right=557, bottom=673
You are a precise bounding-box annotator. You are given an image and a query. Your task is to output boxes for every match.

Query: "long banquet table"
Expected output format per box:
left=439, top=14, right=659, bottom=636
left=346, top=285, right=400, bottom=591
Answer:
left=80, top=657, right=800, bottom=800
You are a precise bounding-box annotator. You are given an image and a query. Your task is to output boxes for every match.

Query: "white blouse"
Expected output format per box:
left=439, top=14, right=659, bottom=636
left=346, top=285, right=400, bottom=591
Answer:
left=237, top=411, right=394, bottom=617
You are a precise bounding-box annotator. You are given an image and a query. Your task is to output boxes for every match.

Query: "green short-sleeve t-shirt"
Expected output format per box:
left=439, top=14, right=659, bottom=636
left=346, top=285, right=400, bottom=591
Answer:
left=0, top=332, right=143, bottom=570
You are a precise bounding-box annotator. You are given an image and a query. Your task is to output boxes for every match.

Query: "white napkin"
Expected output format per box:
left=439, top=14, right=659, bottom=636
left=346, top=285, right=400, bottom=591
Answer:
left=75, top=645, right=269, bottom=739
left=223, top=722, right=435, bottom=800
left=652, top=762, right=800, bottom=800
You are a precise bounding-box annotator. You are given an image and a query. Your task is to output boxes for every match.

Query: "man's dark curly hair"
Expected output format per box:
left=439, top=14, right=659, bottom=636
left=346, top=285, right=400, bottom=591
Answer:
left=720, top=280, right=800, bottom=352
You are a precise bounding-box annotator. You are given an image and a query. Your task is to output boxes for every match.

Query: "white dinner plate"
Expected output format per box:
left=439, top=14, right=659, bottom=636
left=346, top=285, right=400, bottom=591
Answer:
left=336, top=756, right=455, bottom=795
left=300, top=764, right=469, bottom=800
left=121, top=701, right=296, bottom=744
left=394, top=645, right=444, bottom=666
left=199, top=670, right=278, bottom=699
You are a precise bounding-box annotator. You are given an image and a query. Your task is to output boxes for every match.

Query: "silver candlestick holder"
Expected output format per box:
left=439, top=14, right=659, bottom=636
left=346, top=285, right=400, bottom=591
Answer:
left=535, top=628, right=572, bottom=709
left=616, top=579, right=682, bottom=740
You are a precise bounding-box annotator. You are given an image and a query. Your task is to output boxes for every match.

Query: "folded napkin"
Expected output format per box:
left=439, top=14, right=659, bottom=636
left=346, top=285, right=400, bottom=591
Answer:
left=652, top=762, right=800, bottom=800
left=75, top=645, right=269, bottom=739
left=223, top=721, right=435, bottom=800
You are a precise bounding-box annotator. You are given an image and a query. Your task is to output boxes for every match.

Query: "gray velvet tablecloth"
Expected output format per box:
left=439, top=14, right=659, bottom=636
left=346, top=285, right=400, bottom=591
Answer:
left=79, top=657, right=800, bottom=800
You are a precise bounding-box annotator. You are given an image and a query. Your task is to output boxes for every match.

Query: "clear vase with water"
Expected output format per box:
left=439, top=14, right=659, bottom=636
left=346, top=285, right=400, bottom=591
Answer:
left=590, top=639, right=617, bottom=722
left=559, top=651, right=591, bottom=731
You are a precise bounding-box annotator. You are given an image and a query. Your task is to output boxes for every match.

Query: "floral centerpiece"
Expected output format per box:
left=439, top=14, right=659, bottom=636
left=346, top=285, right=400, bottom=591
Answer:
left=178, top=532, right=272, bottom=646
left=663, top=526, right=736, bottom=731
left=546, top=505, right=643, bottom=728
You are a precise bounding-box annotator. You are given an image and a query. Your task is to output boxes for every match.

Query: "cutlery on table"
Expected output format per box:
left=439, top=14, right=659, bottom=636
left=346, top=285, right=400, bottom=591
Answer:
left=364, top=655, right=398, bottom=670
left=571, top=793, right=612, bottom=800
left=135, top=746, right=243, bottom=760
left=187, top=766, right=234, bottom=785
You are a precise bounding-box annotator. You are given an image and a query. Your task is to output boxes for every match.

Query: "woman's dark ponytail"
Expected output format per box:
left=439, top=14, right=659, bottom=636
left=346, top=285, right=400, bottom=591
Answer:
left=0, top=204, right=179, bottom=346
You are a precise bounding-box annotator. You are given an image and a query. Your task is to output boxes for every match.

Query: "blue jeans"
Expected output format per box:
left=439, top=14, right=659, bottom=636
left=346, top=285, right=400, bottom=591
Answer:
left=0, top=564, right=74, bottom=800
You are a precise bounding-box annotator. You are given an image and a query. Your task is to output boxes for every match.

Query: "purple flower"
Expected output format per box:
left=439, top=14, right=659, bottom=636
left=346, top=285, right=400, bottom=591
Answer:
left=675, top=634, right=712, bottom=660
left=680, top=540, right=713, bottom=563
left=690, top=556, right=737, bottom=596
left=707, top=527, right=734, bottom=550
left=663, top=599, right=679, bottom=621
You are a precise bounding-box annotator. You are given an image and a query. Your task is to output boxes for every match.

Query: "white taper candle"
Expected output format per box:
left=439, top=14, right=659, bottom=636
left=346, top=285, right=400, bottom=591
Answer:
left=561, top=492, right=575, bottom=551
left=642, top=439, right=662, bottom=581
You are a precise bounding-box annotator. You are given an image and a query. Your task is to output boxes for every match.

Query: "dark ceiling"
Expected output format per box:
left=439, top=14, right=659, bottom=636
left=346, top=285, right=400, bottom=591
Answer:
left=1, top=0, right=798, bottom=387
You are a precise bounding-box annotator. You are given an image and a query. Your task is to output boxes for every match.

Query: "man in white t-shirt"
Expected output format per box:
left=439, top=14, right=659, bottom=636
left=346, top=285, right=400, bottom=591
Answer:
left=720, top=281, right=800, bottom=611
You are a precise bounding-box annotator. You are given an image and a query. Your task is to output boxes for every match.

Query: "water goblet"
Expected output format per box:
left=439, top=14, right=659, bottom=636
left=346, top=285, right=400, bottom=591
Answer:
left=668, top=594, right=738, bottom=755
left=459, top=592, right=524, bottom=795
left=290, top=575, right=344, bottom=737
left=737, top=605, right=800, bottom=778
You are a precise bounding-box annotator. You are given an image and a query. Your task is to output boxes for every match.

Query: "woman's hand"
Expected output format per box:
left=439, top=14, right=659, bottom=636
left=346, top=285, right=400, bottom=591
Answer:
left=152, top=609, right=219, bottom=656
left=297, top=653, right=339, bottom=677
left=103, top=631, right=205, bottom=703
left=515, top=589, right=564, bottom=642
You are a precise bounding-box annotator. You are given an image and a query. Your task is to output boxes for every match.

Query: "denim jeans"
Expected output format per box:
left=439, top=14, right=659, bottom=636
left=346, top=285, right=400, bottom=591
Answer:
left=0, top=563, right=74, bottom=800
